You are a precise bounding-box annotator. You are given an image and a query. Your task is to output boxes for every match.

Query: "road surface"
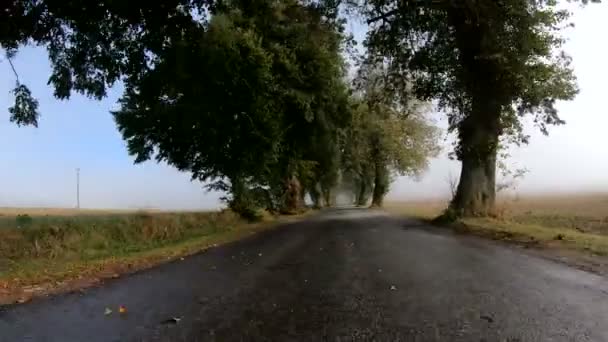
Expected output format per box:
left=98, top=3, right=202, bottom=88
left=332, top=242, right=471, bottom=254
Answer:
left=1, top=209, right=607, bottom=341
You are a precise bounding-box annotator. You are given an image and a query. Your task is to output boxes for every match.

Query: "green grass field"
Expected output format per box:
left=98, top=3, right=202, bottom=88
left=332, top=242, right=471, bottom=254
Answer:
left=386, top=193, right=608, bottom=256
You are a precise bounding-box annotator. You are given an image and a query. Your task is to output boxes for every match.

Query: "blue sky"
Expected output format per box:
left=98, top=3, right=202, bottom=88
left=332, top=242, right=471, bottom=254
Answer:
left=1, top=3, right=607, bottom=209
left=0, top=47, right=221, bottom=209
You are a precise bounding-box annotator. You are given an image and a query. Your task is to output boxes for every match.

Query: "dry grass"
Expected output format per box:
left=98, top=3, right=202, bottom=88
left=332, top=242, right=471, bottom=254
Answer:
left=0, top=211, right=242, bottom=261
left=384, top=199, right=449, bottom=220
left=498, top=193, right=608, bottom=218
left=0, top=207, right=150, bottom=217
left=0, top=209, right=302, bottom=303
left=386, top=193, right=608, bottom=256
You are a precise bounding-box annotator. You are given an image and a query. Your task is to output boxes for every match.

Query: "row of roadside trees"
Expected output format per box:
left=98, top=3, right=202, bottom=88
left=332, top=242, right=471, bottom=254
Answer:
left=2, top=0, right=591, bottom=219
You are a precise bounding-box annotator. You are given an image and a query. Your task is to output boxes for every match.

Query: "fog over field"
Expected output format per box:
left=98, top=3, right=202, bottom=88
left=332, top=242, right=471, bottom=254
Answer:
left=387, top=3, right=608, bottom=201
left=0, top=3, right=606, bottom=210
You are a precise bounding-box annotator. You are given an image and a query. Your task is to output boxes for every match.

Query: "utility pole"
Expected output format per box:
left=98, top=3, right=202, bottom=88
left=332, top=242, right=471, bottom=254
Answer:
left=76, top=168, right=80, bottom=209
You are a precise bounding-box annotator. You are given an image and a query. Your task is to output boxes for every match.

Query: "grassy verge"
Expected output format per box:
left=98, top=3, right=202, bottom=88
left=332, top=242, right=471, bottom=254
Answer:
left=453, top=217, right=608, bottom=256
left=385, top=194, right=608, bottom=257
left=0, top=210, right=302, bottom=304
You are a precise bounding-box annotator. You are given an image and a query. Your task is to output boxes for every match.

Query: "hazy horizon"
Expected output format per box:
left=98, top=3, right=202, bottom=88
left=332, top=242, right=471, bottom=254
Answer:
left=0, top=3, right=607, bottom=210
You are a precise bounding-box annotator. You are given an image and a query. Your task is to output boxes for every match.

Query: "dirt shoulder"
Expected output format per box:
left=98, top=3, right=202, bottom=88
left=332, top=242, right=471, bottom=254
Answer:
left=384, top=196, right=608, bottom=277
left=441, top=217, right=608, bottom=277
left=408, top=215, right=608, bottom=276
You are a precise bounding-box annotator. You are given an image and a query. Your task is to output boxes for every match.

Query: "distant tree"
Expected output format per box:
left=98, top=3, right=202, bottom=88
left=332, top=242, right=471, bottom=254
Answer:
left=342, top=64, right=440, bottom=207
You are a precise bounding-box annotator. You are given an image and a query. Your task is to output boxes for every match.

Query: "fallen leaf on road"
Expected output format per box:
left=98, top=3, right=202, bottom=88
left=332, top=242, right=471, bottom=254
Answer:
left=480, top=315, right=494, bottom=323
left=23, top=286, right=43, bottom=293
left=160, top=317, right=182, bottom=325
left=104, top=308, right=113, bottom=316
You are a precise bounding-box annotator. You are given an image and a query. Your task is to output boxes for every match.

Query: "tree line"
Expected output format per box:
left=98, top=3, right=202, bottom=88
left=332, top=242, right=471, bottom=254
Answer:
left=1, top=0, right=594, bottom=220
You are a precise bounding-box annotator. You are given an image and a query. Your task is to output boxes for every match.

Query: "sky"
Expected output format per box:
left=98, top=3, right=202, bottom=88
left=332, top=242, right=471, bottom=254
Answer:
left=0, top=3, right=607, bottom=209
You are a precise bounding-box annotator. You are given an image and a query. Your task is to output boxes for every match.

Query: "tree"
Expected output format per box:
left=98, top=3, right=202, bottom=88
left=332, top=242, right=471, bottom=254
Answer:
left=354, top=0, right=590, bottom=216
left=113, top=0, right=351, bottom=217
left=341, top=100, right=376, bottom=206
left=341, top=65, right=440, bottom=207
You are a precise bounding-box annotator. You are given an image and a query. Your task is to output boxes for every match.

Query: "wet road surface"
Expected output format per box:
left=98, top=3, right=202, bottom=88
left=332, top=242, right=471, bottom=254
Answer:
left=1, top=208, right=607, bottom=341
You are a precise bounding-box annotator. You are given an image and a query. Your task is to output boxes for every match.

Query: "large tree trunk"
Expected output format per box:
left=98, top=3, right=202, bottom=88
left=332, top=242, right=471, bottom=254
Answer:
left=448, top=7, right=504, bottom=217
left=371, top=160, right=388, bottom=208
left=451, top=98, right=501, bottom=217
left=282, top=174, right=303, bottom=214
left=451, top=146, right=497, bottom=216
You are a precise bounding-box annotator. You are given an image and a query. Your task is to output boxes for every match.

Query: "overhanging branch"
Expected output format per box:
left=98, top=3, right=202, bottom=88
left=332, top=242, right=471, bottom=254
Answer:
left=367, top=9, right=399, bottom=24
left=367, top=0, right=449, bottom=24
left=7, top=56, right=20, bottom=83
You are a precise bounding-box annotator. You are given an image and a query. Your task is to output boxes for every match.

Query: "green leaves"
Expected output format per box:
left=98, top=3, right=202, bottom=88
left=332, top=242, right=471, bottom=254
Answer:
left=360, top=0, right=581, bottom=148
left=4, top=49, right=39, bottom=126
left=9, top=83, right=39, bottom=127
left=110, top=0, right=351, bottom=215
left=340, top=63, right=440, bottom=206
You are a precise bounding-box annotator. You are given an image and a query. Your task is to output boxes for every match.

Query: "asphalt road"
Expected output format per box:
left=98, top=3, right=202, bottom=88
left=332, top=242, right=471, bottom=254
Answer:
left=1, top=209, right=608, bottom=341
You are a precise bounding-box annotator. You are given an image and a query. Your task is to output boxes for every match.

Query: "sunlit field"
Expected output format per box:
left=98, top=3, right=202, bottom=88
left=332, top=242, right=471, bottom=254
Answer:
left=388, top=193, right=608, bottom=229
left=386, top=193, right=608, bottom=256
left=0, top=207, right=160, bottom=217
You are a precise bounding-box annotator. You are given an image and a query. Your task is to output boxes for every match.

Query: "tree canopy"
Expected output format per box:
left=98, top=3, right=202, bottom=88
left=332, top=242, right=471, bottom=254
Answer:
left=2, top=0, right=218, bottom=125
left=111, top=0, right=352, bottom=217
left=353, top=0, right=589, bottom=216
left=3, top=0, right=595, bottom=219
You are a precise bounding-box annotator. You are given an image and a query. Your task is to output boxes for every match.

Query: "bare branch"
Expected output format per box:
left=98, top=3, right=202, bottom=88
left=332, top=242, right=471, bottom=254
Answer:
left=7, top=56, right=19, bottom=83
left=367, top=9, right=399, bottom=24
